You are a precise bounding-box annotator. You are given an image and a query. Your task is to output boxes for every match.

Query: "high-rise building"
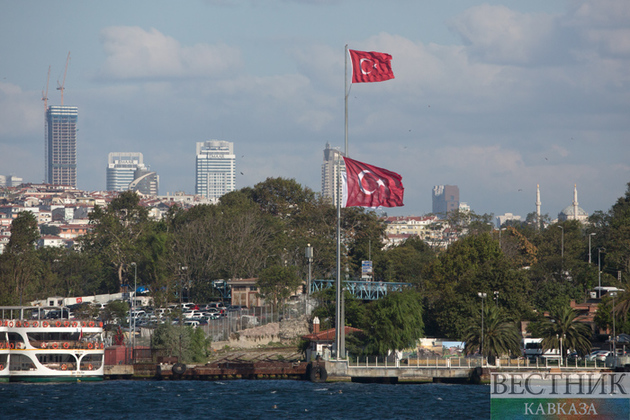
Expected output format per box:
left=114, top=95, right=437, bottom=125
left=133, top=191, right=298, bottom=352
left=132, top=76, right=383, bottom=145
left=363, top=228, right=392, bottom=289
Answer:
left=129, top=168, right=159, bottom=196
left=432, top=185, right=459, bottom=218
left=195, top=140, right=236, bottom=199
left=0, top=175, right=23, bottom=187
left=321, top=142, right=345, bottom=205
left=106, top=152, right=148, bottom=191
left=46, top=106, right=78, bottom=187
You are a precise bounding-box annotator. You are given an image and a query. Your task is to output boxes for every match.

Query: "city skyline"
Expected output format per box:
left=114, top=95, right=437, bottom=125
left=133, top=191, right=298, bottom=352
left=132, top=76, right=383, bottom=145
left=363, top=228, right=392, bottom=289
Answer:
left=1, top=1, right=628, bottom=219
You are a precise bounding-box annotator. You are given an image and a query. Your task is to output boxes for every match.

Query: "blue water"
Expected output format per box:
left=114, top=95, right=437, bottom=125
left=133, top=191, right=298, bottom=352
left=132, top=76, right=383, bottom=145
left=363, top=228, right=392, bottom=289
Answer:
left=0, top=380, right=490, bottom=419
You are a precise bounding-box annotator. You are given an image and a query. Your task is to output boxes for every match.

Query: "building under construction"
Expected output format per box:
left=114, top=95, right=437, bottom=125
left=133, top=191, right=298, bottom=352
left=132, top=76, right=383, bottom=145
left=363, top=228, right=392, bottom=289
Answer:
left=46, top=105, right=78, bottom=188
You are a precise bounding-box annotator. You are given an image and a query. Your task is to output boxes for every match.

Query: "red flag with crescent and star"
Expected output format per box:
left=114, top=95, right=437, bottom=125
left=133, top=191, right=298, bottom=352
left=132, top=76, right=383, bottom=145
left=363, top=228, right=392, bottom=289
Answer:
left=342, top=156, right=404, bottom=208
left=348, top=49, right=395, bottom=83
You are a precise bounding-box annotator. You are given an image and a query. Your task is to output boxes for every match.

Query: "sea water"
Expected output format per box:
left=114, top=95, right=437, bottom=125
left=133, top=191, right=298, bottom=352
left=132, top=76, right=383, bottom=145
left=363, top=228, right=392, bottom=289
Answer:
left=0, top=380, right=489, bottom=419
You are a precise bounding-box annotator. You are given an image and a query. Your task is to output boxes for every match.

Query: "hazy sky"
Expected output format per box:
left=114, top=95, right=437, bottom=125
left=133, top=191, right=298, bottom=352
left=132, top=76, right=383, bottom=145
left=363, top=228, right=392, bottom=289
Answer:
left=1, top=0, right=628, bottom=219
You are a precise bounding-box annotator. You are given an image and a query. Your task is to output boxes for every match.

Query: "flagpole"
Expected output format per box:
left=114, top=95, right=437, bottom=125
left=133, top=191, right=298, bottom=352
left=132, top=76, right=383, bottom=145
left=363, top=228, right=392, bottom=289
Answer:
left=335, top=45, right=349, bottom=361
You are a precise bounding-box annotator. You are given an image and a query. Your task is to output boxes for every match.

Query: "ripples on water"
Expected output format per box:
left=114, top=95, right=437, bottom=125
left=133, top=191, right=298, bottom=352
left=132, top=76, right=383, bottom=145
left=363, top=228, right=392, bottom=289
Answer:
left=0, top=380, right=489, bottom=419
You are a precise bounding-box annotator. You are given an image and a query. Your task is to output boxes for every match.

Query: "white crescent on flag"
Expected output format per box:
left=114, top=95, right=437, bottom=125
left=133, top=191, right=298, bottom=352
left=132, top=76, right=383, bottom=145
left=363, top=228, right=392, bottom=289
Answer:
left=359, top=58, right=376, bottom=75
left=358, top=170, right=386, bottom=195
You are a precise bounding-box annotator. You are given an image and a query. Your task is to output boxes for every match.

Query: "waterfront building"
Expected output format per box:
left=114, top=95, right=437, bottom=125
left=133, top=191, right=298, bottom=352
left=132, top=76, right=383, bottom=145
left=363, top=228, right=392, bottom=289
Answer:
left=432, top=185, right=459, bottom=218
left=106, top=152, right=148, bottom=192
left=321, top=142, right=345, bottom=205
left=46, top=106, right=78, bottom=187
left=195, top=140, right=236, bottom=200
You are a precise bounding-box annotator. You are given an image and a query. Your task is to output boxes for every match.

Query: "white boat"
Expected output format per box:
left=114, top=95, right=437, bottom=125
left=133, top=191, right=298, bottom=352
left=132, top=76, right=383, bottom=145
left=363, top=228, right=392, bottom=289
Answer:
left=0, top=322, right=8, bottom=382
left=0, top=306, right=105, bottom=382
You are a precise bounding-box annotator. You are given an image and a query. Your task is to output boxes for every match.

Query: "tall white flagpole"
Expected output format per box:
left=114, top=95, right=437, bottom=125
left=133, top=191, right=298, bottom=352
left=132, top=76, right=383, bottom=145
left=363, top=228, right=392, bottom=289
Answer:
left=335, top=45, right=349, bottom=360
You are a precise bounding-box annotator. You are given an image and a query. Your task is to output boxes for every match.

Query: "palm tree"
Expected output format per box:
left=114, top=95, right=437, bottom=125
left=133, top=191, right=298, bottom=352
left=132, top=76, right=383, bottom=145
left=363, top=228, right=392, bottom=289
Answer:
left=536, top=306, right=592, bottom=358
left=463, top=305, right=521, bottom=363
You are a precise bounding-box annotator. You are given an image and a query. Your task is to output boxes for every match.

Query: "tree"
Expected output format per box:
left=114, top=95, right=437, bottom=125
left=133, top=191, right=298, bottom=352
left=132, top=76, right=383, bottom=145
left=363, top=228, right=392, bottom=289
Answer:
left=1, top=211, right=41, bottom=304
left=463, top=304, right=521, bottom=363
left=80, top=191, right=151, bottom=292
left=529, top=306, right=592, bottom=357
left=257, top=265, right=302, bottom=307
left=363, top=290, right=424, bottom=355
left=424, top=233, right=533, bottom=338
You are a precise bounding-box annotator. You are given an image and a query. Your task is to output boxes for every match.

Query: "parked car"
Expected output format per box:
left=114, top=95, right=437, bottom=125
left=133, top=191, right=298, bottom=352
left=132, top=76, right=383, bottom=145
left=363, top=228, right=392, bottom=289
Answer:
left=183, top=310, right=204, bottom=319
left=184, top=320, right=200, bottom=328
left=241, top=315, right=259, bottom=327
left=586, top=350, right=610, bottom=362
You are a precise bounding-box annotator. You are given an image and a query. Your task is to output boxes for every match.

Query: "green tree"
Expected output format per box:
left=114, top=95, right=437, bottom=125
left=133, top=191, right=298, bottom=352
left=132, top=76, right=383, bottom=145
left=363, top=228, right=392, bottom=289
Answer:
left=424, top=233, right=532, bottom=338
left=463, top=304, right=521, bottom=363
left=257, top=265, right=302, bottom=307
left=80, top=191, right=152, bottom=292
left=529, top=306, right=592, bottom=357
left=376, top=236, right=435, bottom=286
left=363, top=290, right=424, bottom=355
left=1, top=211, right=41, bottom=304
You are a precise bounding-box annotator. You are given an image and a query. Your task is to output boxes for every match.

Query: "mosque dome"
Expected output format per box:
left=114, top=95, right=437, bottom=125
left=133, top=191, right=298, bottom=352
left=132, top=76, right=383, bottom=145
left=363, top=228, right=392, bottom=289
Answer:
left=558, top=204, right=588, bottom=222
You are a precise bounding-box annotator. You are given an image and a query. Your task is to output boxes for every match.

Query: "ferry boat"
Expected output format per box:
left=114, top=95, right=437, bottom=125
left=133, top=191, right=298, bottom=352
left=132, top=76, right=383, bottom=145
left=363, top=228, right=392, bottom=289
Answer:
left=0, top=306, right=105, bottom=382
left=0, top=322, right=8, bottom=382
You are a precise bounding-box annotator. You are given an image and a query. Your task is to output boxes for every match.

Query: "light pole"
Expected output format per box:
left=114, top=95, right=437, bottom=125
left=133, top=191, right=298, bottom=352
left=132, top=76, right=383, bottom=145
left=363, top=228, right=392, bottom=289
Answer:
left=131, top=262, right=137, bottom=362
left=597, top=248, right=606, bottom=299
left=557, top=333, right=565, bottom=366
left=478, top=292, right=487, bottom=364
left=611, top=291, right=617, bottom=363
left=557, top=225, right=564, bottom=259
left=588, top=232, right=596, bottom=264
left=305, top=244, right=313, bottom=314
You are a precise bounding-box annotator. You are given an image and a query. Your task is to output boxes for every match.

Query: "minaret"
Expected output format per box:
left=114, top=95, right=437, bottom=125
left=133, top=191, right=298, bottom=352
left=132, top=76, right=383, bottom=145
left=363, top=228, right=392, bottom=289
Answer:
left=536, top=184, right=541, bottom=229
left=573, top=184, right=579, bottom=220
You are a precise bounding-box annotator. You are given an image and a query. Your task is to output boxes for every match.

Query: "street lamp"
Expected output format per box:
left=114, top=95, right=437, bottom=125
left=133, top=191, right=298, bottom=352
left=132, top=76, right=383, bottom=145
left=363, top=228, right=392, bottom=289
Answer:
left=557, top=333, right=565, bottom=366
left=557, top=225, right=564, bottom=260
left=611, top=291, right=618, bottom=363
left=130, top=262, right=137, bottom=362
left=305, top=244, right=313, bottom=296
left=305, top=244, right=313, bottom=315
left=598, top=248, right=605, bottom=298
left=588, top=232, right=596, bottom=264
left=478, top=292, right=487, bottom=364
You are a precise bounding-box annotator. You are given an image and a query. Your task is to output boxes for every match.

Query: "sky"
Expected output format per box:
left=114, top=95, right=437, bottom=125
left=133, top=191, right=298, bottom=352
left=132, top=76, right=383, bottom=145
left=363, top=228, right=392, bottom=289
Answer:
left=1, top=0, right=629, bottom=220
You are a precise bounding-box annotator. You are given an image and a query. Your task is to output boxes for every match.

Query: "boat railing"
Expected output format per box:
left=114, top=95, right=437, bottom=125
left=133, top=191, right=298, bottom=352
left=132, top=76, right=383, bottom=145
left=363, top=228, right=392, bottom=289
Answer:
left=31, top=340, right=105, bottom=350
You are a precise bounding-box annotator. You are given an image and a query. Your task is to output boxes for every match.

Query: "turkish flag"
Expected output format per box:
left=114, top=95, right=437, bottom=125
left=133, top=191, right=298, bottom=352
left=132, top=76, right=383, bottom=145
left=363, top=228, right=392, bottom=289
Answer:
left=342, top=157, right=404, bottom=208
left=349, top=50, right=395, bottom=83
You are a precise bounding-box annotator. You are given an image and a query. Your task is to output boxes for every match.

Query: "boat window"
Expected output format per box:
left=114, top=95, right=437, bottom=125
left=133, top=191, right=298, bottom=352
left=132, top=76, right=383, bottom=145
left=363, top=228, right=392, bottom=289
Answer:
left=36, top=353, right=77, bottom=371
left=9, top=354, right=36, bottom=371
left=8, top=332, right=25, bottom=348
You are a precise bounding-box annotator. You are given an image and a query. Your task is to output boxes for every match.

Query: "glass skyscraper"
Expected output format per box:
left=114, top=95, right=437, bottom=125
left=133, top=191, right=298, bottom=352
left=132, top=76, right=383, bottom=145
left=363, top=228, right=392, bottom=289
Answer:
left=46, top=106, right=78, bottom=187
left=195, top=140, right=236, bottom=200
left=106, top=152, right=147, bottom=191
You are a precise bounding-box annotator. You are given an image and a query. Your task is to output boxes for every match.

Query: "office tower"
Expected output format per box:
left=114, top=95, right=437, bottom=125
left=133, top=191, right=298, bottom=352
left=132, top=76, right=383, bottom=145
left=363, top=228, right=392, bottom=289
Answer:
left=0, top=175, right=23, bottom=187
left=106, top=152, right=148, bottom=191
left=129, top=169, right=159, bottom=196
left=46, top=106, right=78, bottom=187
left=321, top=142, right=345, bottom=205
left=195, top=140, right=236, bottom=199
left=432, top=185, right=459, bottom=218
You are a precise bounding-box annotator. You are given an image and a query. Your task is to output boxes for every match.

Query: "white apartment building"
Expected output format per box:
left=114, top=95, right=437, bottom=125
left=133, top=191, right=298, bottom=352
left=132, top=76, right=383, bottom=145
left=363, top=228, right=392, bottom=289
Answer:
left=195, top=140, right=236, bottom=200
left=321, top=143, right=345, bottom=205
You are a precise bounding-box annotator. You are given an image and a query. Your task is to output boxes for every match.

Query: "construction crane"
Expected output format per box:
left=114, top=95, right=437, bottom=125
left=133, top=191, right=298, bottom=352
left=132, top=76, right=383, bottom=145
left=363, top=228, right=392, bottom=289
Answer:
left=42, top=65, right=51, bottom=109
left=57, top=52, right=70, bottom=105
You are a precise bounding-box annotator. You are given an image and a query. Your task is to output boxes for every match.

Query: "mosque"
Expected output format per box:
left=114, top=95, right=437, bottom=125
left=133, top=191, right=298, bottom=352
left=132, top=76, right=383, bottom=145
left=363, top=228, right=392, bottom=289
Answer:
left=536, top=184, right=589, bottom=224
